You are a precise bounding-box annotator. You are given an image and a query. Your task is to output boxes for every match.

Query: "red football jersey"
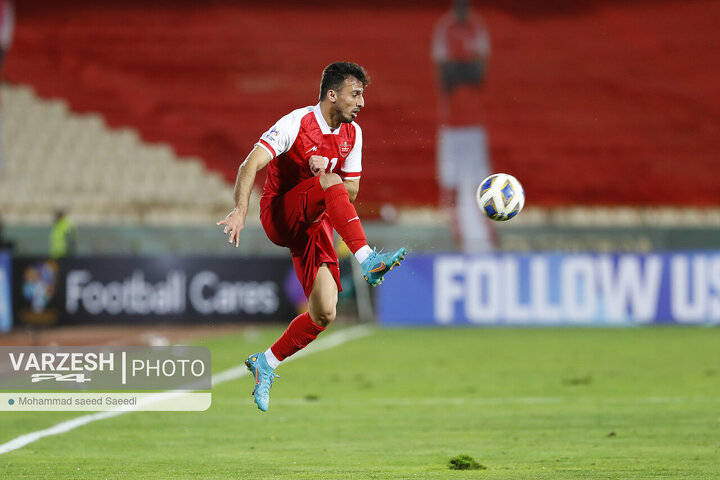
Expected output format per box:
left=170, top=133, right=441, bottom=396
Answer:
left=256, top=104, right=362, bottom=210
left=431, top=11, right=490, bottom=63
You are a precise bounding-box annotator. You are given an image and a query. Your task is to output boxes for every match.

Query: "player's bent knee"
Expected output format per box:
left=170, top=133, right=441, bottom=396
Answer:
left=317, top=309, right=336, bottom=327
left=319, top=173, right=342, bottom=190
left=310, top=304, right=336, bottom=327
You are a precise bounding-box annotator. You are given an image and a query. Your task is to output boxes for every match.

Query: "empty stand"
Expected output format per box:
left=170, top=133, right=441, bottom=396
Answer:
left=3, top=0, right=719, bottom=214
left=0, top=84, right=244, bottom=226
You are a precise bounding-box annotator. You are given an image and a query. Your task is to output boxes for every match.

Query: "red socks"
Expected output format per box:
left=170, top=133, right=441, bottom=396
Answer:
left=270, top=312, right=326, bottom=361
left=268, top=184, right=363, bottom=362
left=324, top=183, right=368, bottom=253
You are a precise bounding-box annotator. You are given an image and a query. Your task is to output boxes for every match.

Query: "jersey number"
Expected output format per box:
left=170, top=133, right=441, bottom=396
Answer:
left=323, top=157, right=338, bottom=173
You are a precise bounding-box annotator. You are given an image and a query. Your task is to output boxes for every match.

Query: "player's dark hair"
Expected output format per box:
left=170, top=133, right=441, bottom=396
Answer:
left=319, top=62, right=370, bottom=101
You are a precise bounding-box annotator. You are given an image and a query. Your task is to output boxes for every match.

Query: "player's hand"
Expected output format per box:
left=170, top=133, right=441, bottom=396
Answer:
left=216, top=207, right=245, bottom=247
left=309, top=155, right=327, bottom=176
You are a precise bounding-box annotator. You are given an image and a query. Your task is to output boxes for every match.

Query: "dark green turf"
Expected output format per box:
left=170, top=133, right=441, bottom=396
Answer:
left=1, top=327, right=719, bottom=479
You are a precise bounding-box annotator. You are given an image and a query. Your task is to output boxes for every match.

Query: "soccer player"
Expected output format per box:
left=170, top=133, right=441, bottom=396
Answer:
left=217, top=61, right=407, bottom=412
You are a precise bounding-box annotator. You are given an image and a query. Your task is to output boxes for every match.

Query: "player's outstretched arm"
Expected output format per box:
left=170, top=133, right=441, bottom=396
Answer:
left=216, top=146, right=272, bottom=247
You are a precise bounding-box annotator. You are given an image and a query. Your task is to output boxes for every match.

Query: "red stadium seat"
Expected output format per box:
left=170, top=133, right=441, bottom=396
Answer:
left=5, top=0, right=720, bottom=215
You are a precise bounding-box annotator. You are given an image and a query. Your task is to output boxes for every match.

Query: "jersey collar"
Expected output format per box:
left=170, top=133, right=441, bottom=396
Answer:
left=313, top=103, right=342, bottom=135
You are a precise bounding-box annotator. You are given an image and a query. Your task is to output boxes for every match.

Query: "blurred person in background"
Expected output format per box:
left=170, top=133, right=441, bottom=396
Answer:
left=0, top=0, right=14, bottom=174
left=432, top=0, right=490, bottom=125
left=217, top=61, right=407, bottom=412
left=49, top=210, right=76, bottom=258
left=432, top=0, right=494, bottom=252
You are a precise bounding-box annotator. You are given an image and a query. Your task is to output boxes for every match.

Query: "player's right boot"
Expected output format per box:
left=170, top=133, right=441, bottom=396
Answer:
left=245, top=353, right=278, bottom=412
left=361, top=247, right=407, bottom=286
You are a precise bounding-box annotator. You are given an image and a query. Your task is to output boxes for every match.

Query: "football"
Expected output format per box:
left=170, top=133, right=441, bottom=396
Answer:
left=476, top=173, right=525, bottom=221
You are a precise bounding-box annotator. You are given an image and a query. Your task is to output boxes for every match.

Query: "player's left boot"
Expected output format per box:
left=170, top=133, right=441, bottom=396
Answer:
left=245, top=353, right=279, bottom=412
left=361, top=247, right=407, bottom=286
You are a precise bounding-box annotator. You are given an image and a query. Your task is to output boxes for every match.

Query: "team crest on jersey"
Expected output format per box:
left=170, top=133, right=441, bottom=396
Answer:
left=339, top=141, right=352, bottom=158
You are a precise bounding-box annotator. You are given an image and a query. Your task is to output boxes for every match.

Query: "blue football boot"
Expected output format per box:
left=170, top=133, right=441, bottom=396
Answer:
left=245, top=353, right=278, bottom=412
left=361, top=247, right=407, bottom=286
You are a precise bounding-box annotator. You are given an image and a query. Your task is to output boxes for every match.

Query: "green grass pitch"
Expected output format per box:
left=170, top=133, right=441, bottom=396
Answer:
left=1, top=326, right=719, bottom=479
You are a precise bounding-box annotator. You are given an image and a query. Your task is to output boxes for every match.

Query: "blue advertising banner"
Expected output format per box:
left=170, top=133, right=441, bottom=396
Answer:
left=0, top=251, right=11, bottom=332
left=12, top=256, right=301, bottom=325
left=377, top=252, right=720, bottom=326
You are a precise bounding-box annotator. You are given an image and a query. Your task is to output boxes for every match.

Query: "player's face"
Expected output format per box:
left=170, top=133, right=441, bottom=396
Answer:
left=334, top=77, right=365, bottom=123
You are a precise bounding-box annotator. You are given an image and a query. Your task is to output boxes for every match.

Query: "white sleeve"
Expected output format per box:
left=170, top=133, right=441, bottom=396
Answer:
left=255, top=108, right=305, bottom=159
left=471, top=15, right=491, bottom=57
left=431, top=14, right=451, bottom=62
left=341, top=123, right=362, bottom=179
left=0, top=2, right=14, bottom=49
